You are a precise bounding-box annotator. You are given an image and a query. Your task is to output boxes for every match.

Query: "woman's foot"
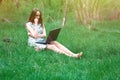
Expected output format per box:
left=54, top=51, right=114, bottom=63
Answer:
left=72, top=52, right=83, bottom=58
left=76, top=52, right=83, bottom=58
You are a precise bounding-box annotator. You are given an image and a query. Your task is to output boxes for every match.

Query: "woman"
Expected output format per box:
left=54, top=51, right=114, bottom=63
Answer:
left=25, top=8, right=83, bottom=58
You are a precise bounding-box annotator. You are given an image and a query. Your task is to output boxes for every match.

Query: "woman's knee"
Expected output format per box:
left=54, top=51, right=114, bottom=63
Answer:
left=46, top=44, right=56, bottom=49
left=51, top=41, right=59, bottom=45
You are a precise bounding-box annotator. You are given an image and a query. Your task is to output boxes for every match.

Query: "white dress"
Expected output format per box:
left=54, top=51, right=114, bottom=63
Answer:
left=26, top=22, right=47, bottom=49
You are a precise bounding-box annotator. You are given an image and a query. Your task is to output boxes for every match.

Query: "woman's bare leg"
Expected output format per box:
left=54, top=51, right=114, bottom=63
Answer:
left=46, top=44, right=72, bottom=57
left=50, top=41, right=83, bottom=58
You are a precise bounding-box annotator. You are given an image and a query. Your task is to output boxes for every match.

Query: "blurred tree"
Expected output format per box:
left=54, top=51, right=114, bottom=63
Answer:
left=0, top=0, right=2, bottom=5
left=48, top=0, right=51, bottom=7
left=41, top=0, right=46, bottom=16
left=62, top=0, right=69, bottom=27
left=42, top=0, right=46, bottom=7
left=13, top=0, right=20, bottom=8
left=71, top=0, right=103, bottom=25
left=1, top=0, right=120, bottom=23
left=61, top=0, right=63, bottom=6
left=72, top=0, right=81, bottom=23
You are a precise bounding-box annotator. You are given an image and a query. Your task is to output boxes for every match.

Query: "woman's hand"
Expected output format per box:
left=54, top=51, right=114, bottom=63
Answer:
left=34, top=18, right=39, bottom=38
left=34, top=18, right=38, bottom=25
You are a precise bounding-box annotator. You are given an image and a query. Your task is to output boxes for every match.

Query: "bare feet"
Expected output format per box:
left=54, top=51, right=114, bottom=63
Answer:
left=76, top=52, right=83, bottom=58
left=72, top=52, right=83, bottom=58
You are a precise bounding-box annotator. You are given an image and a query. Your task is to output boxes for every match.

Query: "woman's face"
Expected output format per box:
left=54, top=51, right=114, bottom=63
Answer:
left=35, top=11, right=40, bottom=19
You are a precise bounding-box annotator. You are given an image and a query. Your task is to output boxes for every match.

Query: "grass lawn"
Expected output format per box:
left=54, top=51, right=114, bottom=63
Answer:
left=0, top=20, right=120, bottom=80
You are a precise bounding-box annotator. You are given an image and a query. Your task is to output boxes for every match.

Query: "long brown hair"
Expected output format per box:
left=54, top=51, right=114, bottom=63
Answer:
left=28, top=8, right=43, bottom=27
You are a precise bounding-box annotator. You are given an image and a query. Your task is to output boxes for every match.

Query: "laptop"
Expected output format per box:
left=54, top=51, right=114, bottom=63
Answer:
left=36, top=28, right=61, bottom=44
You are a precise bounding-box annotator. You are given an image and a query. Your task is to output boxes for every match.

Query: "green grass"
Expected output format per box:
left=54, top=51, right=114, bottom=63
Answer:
left=0, top=20, right=120, bottom=80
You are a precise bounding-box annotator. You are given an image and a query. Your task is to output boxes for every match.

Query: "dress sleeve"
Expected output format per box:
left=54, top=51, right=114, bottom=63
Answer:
left=26, top=22, right=31, bottom=28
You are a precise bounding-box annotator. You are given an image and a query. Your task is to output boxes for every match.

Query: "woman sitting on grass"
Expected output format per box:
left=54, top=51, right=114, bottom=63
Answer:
left=25, top=8, right=83, bottom=58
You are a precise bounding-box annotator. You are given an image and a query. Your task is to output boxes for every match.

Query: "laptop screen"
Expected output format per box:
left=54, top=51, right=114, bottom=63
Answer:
left=46, top=28, right=61, bottom=43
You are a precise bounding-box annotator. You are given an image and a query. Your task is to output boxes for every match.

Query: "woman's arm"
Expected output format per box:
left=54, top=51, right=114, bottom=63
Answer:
left=33, top=18, right=46, bottom=38
left=26, top=23, right=46, bottom=38
left=26, top=23, right=38, bottom=38
left=37, top=26, right=46, bottom=38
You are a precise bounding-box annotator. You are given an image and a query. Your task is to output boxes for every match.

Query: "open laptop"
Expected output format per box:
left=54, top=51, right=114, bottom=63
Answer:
left=36, top=28, right=61, bottom=44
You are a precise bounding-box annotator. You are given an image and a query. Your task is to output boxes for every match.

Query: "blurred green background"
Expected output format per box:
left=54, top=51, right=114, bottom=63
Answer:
left=0, top=0, right=120, bottom=80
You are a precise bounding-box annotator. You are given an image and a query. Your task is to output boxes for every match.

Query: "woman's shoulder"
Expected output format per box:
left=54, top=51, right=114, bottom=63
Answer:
left=26, top=22, right=32, bottom=27
left=26, top=22, right=32, bottom=25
